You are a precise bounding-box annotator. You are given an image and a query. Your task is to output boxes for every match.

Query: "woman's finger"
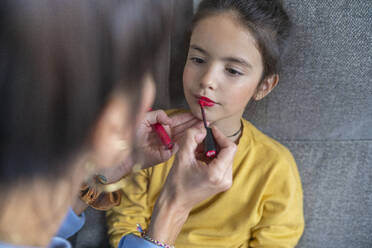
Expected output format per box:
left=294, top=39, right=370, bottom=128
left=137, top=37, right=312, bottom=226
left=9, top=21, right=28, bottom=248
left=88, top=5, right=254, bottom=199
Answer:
left=172, top=121, right=204, bottom=142
left=208, top=126, right=237, bottom=171
left=171, top=118, right=200, bottom=137
left=211, top=125, right=234, bottom=149
left=170, top=112, right=197, bottom=127
left=145, top=110, right=173, bottom=127
left=170, top=142, right=180, bottom=156
left=179, top=126, right=206, bottom=157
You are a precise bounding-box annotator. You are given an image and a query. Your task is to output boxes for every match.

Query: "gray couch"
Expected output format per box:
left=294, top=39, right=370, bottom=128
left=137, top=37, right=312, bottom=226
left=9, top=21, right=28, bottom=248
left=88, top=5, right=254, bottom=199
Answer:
left=72, top=0, right=372, bottom=247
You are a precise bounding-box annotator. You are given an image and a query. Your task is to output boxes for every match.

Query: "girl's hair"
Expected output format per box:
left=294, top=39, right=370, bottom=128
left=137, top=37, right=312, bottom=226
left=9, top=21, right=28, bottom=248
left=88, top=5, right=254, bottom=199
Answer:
left=192, top=0, right=292, bottom=81
left=0, top=0, right=170, bottom=187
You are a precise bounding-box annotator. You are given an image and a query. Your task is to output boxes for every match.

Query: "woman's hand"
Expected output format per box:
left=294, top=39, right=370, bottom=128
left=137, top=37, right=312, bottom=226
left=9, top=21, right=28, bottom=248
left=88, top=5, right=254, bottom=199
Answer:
left=164, top=125, right=237, bottom=209
left=137, top=110, right=200, bottom=169
left=96, top=110, right=200, bottom=184
left=147, top=125, right=237, bottom=244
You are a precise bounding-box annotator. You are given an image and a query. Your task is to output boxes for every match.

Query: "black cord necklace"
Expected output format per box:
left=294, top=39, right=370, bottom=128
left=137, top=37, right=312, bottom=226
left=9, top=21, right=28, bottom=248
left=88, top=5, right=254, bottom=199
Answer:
left=227, top=122, right=243, bottom=138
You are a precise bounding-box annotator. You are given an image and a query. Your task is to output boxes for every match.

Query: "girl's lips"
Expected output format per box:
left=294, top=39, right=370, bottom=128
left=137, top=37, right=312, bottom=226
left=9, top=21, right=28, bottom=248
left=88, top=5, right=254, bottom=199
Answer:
left=198, top=96, right=215, bottom=107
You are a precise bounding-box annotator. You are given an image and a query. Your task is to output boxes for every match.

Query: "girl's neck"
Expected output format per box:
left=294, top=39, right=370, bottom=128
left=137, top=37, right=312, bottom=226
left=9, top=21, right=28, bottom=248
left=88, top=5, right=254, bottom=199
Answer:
left=210, top=113, right=243, bottom=144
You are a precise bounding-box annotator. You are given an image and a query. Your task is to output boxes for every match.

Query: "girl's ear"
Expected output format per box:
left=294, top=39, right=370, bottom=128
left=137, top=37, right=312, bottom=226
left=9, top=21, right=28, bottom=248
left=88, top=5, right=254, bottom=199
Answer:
left=254, top=74, right=279, bottom=101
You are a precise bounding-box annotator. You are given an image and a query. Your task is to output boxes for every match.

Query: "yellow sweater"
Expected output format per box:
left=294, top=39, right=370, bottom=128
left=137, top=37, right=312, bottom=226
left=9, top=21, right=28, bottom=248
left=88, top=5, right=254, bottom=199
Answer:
left=107, top=112, right=304, bottom=248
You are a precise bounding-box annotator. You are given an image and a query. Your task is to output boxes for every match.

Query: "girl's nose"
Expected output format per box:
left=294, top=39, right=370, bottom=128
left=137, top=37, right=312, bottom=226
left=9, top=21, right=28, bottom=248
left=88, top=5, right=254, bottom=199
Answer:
left=199, top=66, right=217, bottom=90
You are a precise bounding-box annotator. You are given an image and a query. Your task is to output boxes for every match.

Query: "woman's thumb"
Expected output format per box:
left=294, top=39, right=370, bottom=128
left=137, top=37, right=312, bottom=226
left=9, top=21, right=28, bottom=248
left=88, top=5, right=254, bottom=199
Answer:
left=179, top=126, right=206, bottom=155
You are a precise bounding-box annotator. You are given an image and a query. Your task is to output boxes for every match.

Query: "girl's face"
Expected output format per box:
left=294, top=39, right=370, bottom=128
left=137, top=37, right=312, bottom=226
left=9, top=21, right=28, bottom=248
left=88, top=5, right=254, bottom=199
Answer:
left=183, top=12, right=264, bottom=125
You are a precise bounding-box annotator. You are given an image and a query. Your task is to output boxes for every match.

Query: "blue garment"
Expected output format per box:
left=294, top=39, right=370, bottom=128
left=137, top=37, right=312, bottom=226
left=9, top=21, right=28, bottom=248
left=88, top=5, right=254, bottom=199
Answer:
left=118, top=234, right=162, bottom=248
left=0, top=208, right=161, bottom=248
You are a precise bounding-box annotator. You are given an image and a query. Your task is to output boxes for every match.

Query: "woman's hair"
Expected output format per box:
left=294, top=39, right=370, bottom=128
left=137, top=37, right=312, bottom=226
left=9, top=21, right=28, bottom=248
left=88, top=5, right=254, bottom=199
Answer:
left=192, top=0, right=292, bottom=81
left=0, top=0, right=170, bottom=187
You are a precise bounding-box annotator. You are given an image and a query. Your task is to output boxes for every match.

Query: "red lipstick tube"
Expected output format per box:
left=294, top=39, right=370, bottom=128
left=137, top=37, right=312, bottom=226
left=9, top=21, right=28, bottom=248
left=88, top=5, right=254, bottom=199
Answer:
left=151, top=123, right=174, bottom=150
left=148, top=108, right=174, bottom=150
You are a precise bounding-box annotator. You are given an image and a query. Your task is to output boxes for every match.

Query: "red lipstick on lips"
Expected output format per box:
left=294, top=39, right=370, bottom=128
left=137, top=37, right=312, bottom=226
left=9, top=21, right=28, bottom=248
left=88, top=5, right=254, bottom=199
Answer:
left=199, top=96, right=215, bottom=107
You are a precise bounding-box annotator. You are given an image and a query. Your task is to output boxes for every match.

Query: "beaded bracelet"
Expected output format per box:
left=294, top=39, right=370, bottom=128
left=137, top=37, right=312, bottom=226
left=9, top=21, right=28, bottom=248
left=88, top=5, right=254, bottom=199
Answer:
left=137, top=224, right=175, bottom=248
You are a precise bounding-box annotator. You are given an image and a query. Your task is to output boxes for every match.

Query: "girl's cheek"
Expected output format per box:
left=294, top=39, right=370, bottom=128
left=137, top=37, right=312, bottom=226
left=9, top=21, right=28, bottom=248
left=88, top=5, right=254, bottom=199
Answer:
left=183, top=67, right=196, bottom=89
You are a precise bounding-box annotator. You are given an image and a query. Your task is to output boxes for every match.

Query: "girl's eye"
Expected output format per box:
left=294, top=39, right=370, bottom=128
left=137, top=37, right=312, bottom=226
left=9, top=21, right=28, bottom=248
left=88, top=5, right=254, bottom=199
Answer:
left=226, top=67, right=243, bottom=76
left=190, top=57, right=205, bottom=64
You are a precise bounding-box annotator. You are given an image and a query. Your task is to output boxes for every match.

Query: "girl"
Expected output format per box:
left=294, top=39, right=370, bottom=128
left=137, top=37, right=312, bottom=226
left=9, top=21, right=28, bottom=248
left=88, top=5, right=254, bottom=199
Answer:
left=107, top=0, right=304, bottom=247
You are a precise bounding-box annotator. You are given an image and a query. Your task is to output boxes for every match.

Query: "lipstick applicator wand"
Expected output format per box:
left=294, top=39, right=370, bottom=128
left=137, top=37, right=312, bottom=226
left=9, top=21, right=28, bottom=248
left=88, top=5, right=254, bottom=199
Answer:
left=199, top=100, right=217, bottom=158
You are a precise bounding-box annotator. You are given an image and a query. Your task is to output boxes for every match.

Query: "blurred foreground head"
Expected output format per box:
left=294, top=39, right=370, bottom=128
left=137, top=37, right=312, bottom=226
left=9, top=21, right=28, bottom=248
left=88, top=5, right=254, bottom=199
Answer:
left=0, top=0, right=170, bottom=189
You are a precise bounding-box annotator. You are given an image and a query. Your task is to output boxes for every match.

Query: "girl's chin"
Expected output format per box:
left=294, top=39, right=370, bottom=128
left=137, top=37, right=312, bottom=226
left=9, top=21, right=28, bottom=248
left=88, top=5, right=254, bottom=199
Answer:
left=190, top=106, right=217, bottom=124
left=189, top=106, right=203, bottom=120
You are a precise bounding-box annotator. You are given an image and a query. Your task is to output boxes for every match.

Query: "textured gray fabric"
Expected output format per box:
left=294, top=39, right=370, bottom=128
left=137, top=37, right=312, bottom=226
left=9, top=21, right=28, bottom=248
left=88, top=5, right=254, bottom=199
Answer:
left=246, top=0, right=372, bottom=141
left=251, top=1, right=372, bottom=246
left=284, top=141, right=372, bottom=247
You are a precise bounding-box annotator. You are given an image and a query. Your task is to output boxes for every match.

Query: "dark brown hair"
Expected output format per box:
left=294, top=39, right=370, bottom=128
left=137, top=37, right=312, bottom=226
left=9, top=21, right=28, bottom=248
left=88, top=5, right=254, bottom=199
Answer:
left=192, top=0, right=292, bottom=81
left=0, top=0, right=170, bottom=186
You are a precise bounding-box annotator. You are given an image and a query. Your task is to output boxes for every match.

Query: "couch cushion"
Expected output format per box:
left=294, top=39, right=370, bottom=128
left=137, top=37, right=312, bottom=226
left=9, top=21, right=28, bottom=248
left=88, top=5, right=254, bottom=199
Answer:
left=246, top=0, right=372, bottom=141
left=284, top=141, right=372, bottom=247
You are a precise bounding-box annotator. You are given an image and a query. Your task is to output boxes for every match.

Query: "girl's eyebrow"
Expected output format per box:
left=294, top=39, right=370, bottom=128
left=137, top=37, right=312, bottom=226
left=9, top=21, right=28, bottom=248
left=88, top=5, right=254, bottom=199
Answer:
left=190, top=44, right=209, bottom=56
left=223, top=57, right=252, bottom=69
left=190, top=44, right=252, bottom=69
